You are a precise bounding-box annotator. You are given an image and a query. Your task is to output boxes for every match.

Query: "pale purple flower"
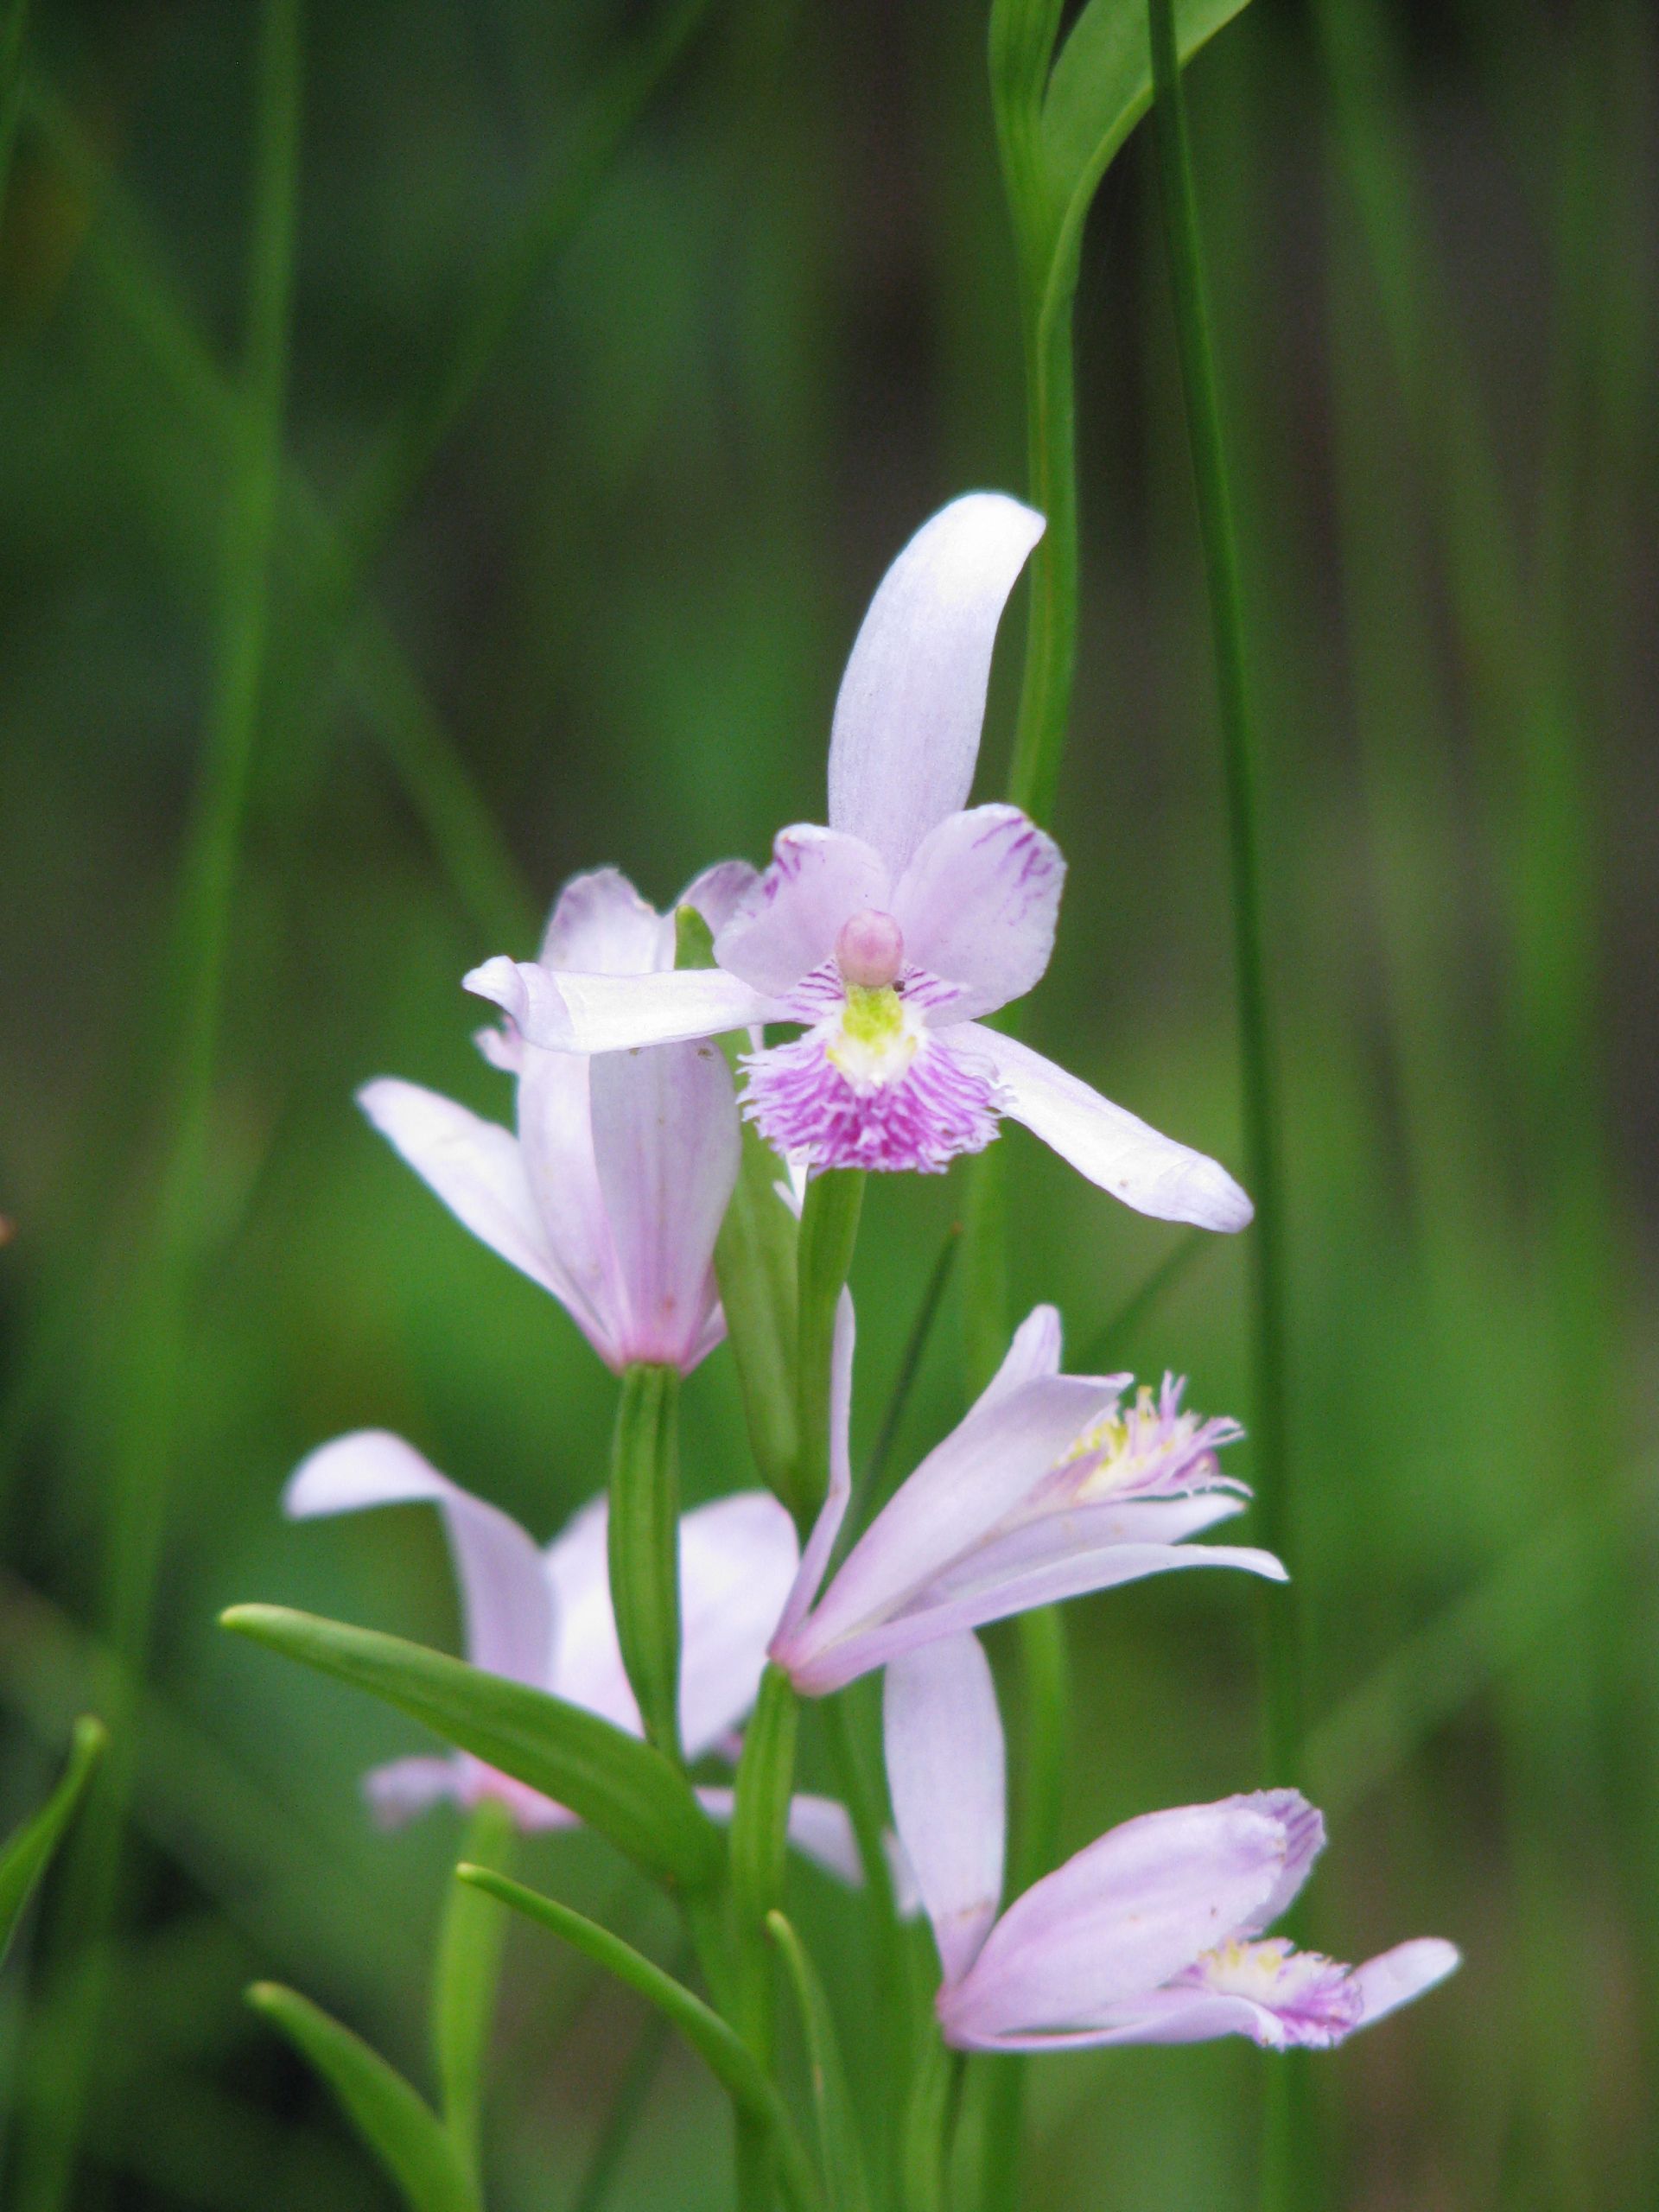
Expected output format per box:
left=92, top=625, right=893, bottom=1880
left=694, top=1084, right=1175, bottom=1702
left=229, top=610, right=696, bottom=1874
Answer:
left=770, top=1301, right=1284, bottom=1694
left=363, top=863, right=755, bottom=1375
left=465, top=495, right=1251, bottom=1230
left=283, top=1432, right=861, bottom=1881
left=886, top=1632, right=1459, bottom=2051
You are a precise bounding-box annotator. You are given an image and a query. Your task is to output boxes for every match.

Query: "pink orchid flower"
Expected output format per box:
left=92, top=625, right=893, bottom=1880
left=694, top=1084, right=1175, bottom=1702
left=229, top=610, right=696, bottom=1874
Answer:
left=465, top=495, right=1250, bottom=1230
left=887, top=1632, right=1459, bottom=2051
left=283, top=1431, right=860, bottom=1881
left=770, top=1300, right=1285, bottom=1695
left=363, top=863, right=756, bottom=1375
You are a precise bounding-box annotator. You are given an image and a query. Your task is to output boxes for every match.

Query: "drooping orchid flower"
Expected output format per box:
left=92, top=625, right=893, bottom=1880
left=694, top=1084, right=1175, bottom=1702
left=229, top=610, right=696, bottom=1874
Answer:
left=770, top=1301, right=1284, bottom=1694
left=283, top=1431, right=861, bottom=1881
left=887, top=1632, right=1459, bottom=2051
left=465, top=495, right=1251, bottom=1230
left=362, top=863, right=755, bottom=1375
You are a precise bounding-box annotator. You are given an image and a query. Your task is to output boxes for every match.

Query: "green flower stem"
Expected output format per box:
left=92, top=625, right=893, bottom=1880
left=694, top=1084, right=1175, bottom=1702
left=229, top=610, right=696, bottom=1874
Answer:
left=1006, top=294, right=1080, bottom=829
left=820, top=1686, right=913, bottom=2186
left=975, top=21, right=1084, bottom=2212
left=10, top=11, right=305, bottom=2209
left=1147, top=0, right=1299, bottom=1787
left=608, top=1365, right=684, bottom=1764
left=432, top=1799, right=516, bottom=2183
left=1146, top=5, right=1304, bottom=2206
left=793, top=1169, right=865, bottom=1527
left=728, top=1665, right=800, bottom=2058
left=677, top=904, right=803, bottom=1504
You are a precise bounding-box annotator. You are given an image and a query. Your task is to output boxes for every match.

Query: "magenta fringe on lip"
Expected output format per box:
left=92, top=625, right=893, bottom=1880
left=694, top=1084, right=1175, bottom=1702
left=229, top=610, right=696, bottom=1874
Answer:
left=740, top=1029, right=1003, bottom=1173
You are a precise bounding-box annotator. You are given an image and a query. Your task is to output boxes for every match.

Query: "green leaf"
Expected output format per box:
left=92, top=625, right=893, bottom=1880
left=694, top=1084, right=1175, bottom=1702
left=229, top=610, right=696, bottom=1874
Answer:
left=431, top=1798, right=515, bottom=2177
left=0, top=1714, right=106, bottom=1971
left=247, top=1983, right=479, bottom=2212
left=456, top=1866, right=822, bottom=2212
left=220, top=1605, right=721, bottom=1888
left=1039, top=0, right=1253, bottom=264
left=768, top=1912, right=872, bottom=2212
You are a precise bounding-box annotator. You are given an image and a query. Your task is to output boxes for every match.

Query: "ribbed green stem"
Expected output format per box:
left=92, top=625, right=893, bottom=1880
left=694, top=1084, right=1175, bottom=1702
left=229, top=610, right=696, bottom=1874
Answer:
left=1146, top=0, right=1299, bottom=1779
left=1147, top=5, right=1303, bottom=2209
left=821, top=1685, right=913, bottom=2184
left=1006, top=296, right=1079, bottom=828
left=729, top=1665, right=799, bottom=2060
left=608, top=1365, right=683, bottom=1764
left=433, top=1800, right=515, bottom=2183
left=793, top=1170, right=865, bottom=1526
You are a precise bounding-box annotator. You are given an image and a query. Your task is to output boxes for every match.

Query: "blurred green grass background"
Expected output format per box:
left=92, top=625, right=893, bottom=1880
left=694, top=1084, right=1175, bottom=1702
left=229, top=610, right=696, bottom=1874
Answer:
left=0, top=0, right=1654, bottom=2205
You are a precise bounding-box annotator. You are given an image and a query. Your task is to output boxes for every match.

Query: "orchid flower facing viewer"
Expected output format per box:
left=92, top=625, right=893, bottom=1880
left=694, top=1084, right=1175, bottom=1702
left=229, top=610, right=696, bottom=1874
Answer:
left=770, top=1301, right=1284, bottom=1694
left=887, top=1633, right=1459, bottom=2050
left=284, top=1432, right=860, bottom=1879
left=466, top=495, right=1250, bottom=1230
left=364, top=864, right=755, bottom=1374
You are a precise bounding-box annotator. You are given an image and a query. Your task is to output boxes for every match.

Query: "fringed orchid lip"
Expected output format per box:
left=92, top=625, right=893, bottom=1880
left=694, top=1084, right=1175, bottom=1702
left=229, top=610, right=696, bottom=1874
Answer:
left=465, top=493, right=1254, bottom=1231
left=881, top=1632, right=1460, bottom=2056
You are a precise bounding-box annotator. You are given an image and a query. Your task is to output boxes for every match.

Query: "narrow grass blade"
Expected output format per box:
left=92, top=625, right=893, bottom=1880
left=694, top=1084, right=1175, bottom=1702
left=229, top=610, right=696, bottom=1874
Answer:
left=246, top=1984, right=479, bottom=2212
left=767, top=1911, right=872, bottom=2212
left=0, top=1717, right=106, bottom=1972
left=430, top=1798, right=515, bottom=2178
left=455, top=1867, right=822, bottom=2212
left=219, top=1606, right=721, bottom=1889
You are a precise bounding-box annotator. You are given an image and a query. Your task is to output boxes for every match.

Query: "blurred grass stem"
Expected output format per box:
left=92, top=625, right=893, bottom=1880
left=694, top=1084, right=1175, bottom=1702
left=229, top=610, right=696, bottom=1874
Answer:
left=1147, top=6, right=1305, bottom=2204
left=11, top=8, right=305, bottom=2205
left=1146, top=0, right=1297, bottom=1777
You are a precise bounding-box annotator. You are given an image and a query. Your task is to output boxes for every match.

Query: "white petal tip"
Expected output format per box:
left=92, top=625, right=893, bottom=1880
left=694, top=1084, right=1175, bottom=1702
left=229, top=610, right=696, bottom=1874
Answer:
left=462, top=956, right=535, bottom=1027
left=1190, top=1165, right=1254, bottom=1233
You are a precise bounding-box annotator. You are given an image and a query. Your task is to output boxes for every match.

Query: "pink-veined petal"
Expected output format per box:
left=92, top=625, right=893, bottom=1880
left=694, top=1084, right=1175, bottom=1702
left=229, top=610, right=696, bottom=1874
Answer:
left=677, top=1492, right=800, bottom=1756
left=771, top=1288, right=856, bottom=1652
left=800, top=1537, right=1282, bottom=1694
left=892, top=806, right=1064, bottom=1021
left=364, top=1756, right=466, bottom=1828
left=1230, top=1791, right=1325, bottom=1933
left=943, top=1800, right=1289, bottom=2044
left=788, top=1372, right=1121, bottom=1675
left=538, top=867, right=664, bottom=974
left=962, top=1027, right=1254, bottom=1231
left=674, top=859, right=763, bottom=948
left=715, top=826, right=891, bottom=997
left=286, top=1432, right=553, bottom=1688
left=1351, top=1938, right=1461, bottom=2028
left=828, top=494, right=1045, bottom=875
left=357, top=1076, right=590, bottom=1319
left=512, top=1047, right=622, bottom=1363
left=589, top=1040, right=739, bottom=1370
left=465, top=958, right=777, bottom=1054
left=883, top=1633, right=1006, bottom=1987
